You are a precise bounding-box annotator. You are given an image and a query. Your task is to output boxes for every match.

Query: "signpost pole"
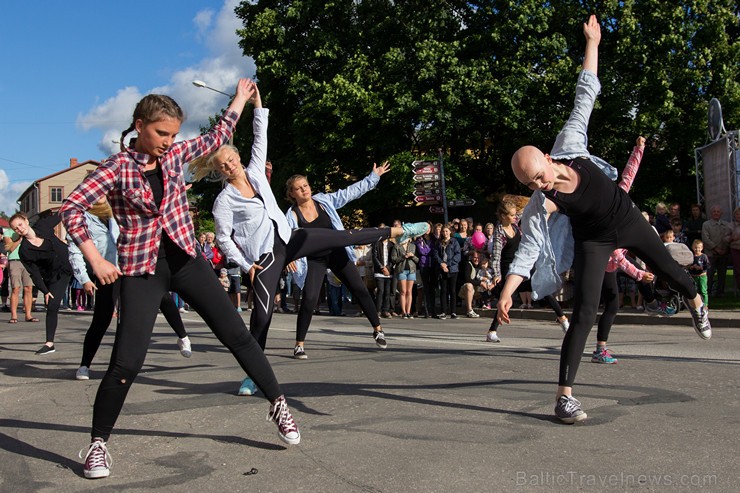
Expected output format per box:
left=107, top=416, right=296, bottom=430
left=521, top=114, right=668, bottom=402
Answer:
left=438, top=148, right=449, bottom=224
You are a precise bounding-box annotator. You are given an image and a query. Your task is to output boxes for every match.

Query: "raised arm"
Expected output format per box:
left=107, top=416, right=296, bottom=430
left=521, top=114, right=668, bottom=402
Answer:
left=582, top=15, right=601, bottom=75
left=618, top=136, right=646, bottom=192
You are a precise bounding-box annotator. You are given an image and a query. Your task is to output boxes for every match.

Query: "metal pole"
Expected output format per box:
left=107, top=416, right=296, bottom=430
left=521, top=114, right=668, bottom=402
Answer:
left=438, top=148, right=449, bottom=225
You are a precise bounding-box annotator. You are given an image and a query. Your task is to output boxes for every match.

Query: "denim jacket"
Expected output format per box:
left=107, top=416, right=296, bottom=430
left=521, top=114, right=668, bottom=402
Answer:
left=508, top=70, right=617, bottom=300
left=286, top=171, right=380, bottom=289
left=67, top=212, right=119, bottom=285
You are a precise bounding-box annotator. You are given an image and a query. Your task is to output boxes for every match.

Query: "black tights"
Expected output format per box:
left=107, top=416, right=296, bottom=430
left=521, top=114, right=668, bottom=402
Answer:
left=79, top=281, right=187, bottom=369
left=296, top=249, right=380, bottom=343
left=45, top=274, right=70, bottom=342
left=250, top=227, right=391, bottom=350
left=560, top=209, right=697, bottom=387
left=438, top=271, right=458, bottom=316
left=92, top=251, right=278, bottom=440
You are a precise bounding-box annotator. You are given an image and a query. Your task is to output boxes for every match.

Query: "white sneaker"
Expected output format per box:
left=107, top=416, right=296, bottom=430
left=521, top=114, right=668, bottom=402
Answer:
left=177, top=337, right=192, bottom=358
left=557, top=316, right=570, bottom=333
left=466, top=310, right=480, bottom=318
left=76, top=366, right=90, bottom=380
left=485, top=331, right=500, bottom=343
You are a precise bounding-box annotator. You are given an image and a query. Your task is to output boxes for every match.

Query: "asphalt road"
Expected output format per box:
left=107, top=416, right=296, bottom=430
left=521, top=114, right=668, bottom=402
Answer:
left=1, top=306, right=737, bottom=492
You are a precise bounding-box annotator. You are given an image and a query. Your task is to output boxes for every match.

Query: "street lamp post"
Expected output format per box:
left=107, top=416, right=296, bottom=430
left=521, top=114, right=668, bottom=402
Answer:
left=191, top=80, right=234, bottom=98
left=192, top=80, right=235, bottom=145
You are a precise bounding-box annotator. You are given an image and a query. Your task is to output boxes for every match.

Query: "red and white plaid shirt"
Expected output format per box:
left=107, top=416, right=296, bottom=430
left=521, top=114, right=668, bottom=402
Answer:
left=60, top=110, right=239, bottom=276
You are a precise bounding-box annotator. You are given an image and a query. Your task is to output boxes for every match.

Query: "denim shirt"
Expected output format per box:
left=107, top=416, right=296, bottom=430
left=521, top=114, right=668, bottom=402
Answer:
left=66, top=212, right=119, bottom=285
left=286, top=171, right=380, bottom=289
left=508, top=70, right=617, bottom=300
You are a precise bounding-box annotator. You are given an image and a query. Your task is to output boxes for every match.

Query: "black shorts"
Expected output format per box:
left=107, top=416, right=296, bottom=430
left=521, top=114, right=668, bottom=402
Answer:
left=228, top=275, right=241, bottom=295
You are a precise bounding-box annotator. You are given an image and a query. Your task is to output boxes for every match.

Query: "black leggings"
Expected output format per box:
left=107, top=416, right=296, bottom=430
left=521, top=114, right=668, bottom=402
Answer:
left=487, top=279, right=564, bottom=332
left=296, top=249, right=380, bottom=343
left=45, top=274, right=71, bottom=342
left=560, top=209, right=697, bottom=387
left=91, top=251, right=278, bottom=440
left=419, top=266, right=437, bottom=317
left=250, top=227, right=391, bottom=350
left=438, top=271, right=458, bottom=316
left=79, top=281, right=188, bottom=369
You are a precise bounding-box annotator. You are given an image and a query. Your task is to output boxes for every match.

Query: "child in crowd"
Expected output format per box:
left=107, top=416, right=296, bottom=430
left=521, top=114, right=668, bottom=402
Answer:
left=476, top=255, right=495, bottom=308
left=689, top=239, right=710, bottom=308
left=219, top=268, right=230, bottom=291
left=671, top=218, right=688, bottom=245
left=660, top=229, right=675, bottom=245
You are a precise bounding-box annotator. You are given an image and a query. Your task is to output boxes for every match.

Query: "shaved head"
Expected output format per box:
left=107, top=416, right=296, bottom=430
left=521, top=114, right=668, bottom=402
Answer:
left=511, top=146, right=548, bottom=186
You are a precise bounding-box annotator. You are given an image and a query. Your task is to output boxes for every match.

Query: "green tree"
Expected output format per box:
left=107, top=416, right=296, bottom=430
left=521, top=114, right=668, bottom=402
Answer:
left=224, top=0, right=739, bottom=222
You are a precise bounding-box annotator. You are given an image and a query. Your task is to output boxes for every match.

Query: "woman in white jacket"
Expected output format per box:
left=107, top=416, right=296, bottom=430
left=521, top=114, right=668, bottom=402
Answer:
left=190, top=84, right=428, bottom=396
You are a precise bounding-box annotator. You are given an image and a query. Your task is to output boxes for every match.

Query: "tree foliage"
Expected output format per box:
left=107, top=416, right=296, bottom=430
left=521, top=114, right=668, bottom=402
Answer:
left=207, top=0, right=740, bottom=223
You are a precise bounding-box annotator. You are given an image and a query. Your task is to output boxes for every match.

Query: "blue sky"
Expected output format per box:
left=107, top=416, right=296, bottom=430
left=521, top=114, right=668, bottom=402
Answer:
left=0, top=0, right=253, bottom=215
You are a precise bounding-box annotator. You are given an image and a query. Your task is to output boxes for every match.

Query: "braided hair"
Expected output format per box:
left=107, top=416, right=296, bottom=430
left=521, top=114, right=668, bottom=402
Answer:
left=120, top=94, right=184, bottom=152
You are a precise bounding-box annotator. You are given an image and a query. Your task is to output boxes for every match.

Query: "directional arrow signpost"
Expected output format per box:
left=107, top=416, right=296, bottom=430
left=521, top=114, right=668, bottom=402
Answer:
left=412, top=174, right=440, bottom=183
left=410, top=152, right=451, bottom=223
left=413, top=195, right=442, bottom=203
left=447, top=198, right=476, bottom=208
left=414, top=189, right=441, bottom=196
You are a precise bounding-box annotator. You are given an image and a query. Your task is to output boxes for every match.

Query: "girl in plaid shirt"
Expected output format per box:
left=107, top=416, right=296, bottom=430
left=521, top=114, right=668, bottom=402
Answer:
left=61, top=79, right=301, bottom=480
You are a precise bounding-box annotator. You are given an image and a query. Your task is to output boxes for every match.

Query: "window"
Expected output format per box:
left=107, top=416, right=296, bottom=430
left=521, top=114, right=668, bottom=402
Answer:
left=50, top=186, right=64, bottom=203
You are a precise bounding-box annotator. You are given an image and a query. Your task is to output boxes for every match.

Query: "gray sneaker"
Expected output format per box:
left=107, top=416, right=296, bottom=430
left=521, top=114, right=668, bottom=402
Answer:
left=554, top=395, right=587, bottom=424
left=684, top=299, right=712, bottom=340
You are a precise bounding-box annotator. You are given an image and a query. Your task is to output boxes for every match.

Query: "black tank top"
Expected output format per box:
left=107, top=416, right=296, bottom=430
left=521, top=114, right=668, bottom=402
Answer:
left=293, top=200, right=333, bottom=260
left=543, top=157, right=634, bottom=240
left=499, top=226, right=520, bottom=276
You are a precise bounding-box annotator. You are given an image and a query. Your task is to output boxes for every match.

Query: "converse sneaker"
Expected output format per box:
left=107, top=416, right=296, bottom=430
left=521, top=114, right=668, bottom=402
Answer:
left=76, top=366, right=90, bottom=380
left=450, top=312, right=458, bottom=319
left=684, top=299, right=712, bottom=340
left=466, top=310, right=480, bottom=318
left=35, top=344, right=55, bottom=355
left=554, top=395, right=587, bottom=423
left=80, top=438, right=112, bottom=479
left=557, top=316, right=570, bottom=333
left=177, top=336, right=192, bottom=358
left=591, top=348, right=618, bottom=364
left=293, top=345, right=308, bottom=360
left=398, top=222, right=431, bottom=244
left=485, top=331, right=500, bottom=343
left=238, top=377, right=258, bottom=396
left=373, top=330, right=388, bottom=349
left=267, top=395, right=301, bottom=445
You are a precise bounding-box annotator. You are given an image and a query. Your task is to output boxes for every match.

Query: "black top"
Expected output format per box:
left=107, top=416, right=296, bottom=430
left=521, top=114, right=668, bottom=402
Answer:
left=543, top=157, right=635, bottom=241
left=499, top=226, right=521, bottom=277
left=18, top=214, right=72, bottom=294
left=293, top=200, right=333, bottom=260
left=144, top=165, right=182, bottom=259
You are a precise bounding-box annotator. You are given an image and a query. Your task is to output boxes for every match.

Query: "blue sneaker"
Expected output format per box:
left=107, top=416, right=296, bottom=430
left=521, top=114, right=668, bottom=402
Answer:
left=645, top=301, right=676, bottom=317
left=398, top=222, right=430, bottom=244
left=591, top=348, right=618, bottom=364
left=238, top=377, right=258, bottom=396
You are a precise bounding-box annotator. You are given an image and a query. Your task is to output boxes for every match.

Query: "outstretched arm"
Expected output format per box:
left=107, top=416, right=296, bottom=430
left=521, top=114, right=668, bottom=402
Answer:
left=618, top=136, right=646, bottom=192
left=582, top=15, right=601, bottom=75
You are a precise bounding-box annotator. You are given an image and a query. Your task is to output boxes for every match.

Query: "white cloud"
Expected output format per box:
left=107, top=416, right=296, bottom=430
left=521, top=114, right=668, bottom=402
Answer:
left=77, top=0, right=254, bottom=157
left=0, top=169, right=31, bottom=216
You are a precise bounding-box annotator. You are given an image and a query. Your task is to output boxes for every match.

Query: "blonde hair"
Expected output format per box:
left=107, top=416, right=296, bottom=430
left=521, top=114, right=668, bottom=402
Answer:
left=188, top=144, right=240, bottom=183
left=285, top=174, right=308, bottom=203
left=89, top=200, right=113, bottom=222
